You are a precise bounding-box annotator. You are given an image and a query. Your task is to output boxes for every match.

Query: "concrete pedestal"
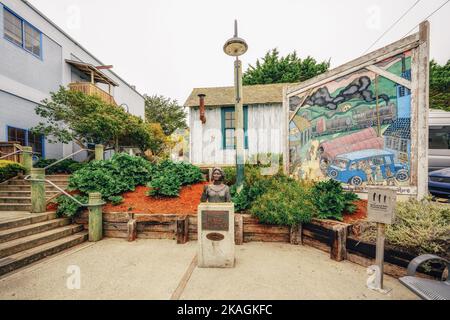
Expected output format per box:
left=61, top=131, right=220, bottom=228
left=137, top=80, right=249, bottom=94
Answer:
left=197, top=202, right=235, bottom=268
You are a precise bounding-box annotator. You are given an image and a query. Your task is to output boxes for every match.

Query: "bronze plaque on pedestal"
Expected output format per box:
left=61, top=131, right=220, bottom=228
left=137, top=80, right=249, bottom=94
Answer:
left=201, top=210, right=229, bottom=231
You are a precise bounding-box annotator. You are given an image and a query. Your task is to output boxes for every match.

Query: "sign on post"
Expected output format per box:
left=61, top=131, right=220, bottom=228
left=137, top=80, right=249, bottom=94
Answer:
left=197, top=203, right=235, bottom=268
left=366, top=187, right=397, bottom=293
left=367, top=188, right=396, bottom=224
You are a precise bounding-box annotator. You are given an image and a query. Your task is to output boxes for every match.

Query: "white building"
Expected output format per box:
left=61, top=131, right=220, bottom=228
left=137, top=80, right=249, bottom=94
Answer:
left=0, top=0, right=145, bottom=159
left=184, top=83, right=288, bottom=167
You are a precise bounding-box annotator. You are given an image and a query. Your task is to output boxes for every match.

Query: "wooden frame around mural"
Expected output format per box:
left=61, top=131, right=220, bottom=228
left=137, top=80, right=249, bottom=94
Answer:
left=283, top=21, right=430, bottom=200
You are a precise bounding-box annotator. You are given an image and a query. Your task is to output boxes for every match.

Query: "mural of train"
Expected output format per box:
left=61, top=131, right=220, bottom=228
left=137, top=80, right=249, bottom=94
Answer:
left=313, top=103, right=397, bottom=136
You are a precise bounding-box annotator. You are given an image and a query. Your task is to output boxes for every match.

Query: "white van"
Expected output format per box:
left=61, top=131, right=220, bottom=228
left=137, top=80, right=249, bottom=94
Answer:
left=429, top=110, right=450, bottom=172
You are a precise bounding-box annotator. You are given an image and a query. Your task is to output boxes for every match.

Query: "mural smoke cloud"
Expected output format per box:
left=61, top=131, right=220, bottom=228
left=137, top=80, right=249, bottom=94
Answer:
left=305, top=76, right=390, bottom=110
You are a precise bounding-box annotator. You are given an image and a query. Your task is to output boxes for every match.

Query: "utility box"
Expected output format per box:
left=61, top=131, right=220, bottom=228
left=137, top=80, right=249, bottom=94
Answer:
left=197, top=202, right=235, bottom=268
left=367, top=187, right=397, bottom=225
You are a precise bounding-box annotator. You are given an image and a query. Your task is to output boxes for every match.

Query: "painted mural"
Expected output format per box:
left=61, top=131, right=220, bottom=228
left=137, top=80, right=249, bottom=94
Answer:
left=288, top=51, right=412, bottom=192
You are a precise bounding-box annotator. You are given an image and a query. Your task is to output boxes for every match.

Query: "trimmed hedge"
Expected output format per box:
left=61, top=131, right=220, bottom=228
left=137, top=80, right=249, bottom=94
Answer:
left=34, top=158, right=85, bottom=174
left=0, top=160, right=25, bottom=183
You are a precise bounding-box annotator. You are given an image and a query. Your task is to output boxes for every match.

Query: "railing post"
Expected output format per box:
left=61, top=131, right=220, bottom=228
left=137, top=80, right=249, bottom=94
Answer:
left=21, top=146, right=33, bottom=174
left=95, top=144, right=104, bottom=161
left=88, top=192, right=103, bottom=242
left=30, top=168, right=46, bottom=213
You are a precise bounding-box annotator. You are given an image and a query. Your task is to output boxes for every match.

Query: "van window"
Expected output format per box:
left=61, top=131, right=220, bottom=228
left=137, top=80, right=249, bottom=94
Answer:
left=429, top=126, right=450, bottom=149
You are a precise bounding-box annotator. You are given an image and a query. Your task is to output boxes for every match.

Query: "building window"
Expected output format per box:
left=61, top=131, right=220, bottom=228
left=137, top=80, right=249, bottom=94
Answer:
left=24, top=22, right=41, bottom=56
left=7, top=126, right=44, bottom=157
left=429, top=126, right=450, bottom=150
left=3, top=7, right=42, bottom=58
left=385, top=137, right=391, bottom=149
left=400, top=139, right=408, bottom=153
left=221, top=106, right=248, bottom=150
left=392, top=137, right=400, bottom=151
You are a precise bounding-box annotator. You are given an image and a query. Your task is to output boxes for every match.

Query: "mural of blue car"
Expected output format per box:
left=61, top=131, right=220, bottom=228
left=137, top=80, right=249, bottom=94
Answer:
left=326, top=149, right=409, bottom=186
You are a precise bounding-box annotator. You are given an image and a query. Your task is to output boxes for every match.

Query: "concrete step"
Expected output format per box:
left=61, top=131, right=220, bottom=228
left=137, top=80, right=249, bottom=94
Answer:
left=0, top=218, right=71, bottom=243
left=0, top=212, right=56, bottom=231
left=0, top=197, right=32, bottom=204
left=3, top=180, right=69, bottom=186
left=0, top=231, right=88, bottom=276
left=0, top=224, right=83, bottom=259
left=0, top=191, right=60, bottom=197
left=0, top=185, right=66, bottom=191
left=0, top=203, right=32, bottom=211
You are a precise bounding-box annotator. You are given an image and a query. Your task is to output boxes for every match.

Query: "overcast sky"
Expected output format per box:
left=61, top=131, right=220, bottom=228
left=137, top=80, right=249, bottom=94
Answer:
left=29, top=0, right=450, bottom=104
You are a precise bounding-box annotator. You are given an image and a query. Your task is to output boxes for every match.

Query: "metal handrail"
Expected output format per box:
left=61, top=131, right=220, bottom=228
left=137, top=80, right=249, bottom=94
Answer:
left=24, top=175, right=90, bottom=207
left=43, top=148, right=94, bottom=171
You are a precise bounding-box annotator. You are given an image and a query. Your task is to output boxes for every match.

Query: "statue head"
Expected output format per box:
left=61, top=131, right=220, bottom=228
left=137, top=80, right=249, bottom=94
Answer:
left=211, top=167, right=225, bottom=183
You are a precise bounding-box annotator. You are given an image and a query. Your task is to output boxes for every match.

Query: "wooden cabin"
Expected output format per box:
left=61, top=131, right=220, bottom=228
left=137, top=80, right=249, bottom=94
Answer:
left=184, top=83, right=291, bottom=168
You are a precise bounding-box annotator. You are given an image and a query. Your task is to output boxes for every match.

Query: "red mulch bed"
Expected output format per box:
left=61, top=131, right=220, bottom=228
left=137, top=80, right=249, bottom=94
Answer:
left=103, top=182, right=208, bottom=215
left=343, top=199, right=368, bottom=224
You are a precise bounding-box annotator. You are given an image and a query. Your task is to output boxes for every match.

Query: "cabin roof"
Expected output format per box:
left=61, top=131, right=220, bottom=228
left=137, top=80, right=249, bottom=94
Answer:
left=184, top=83, right=296, bottom=108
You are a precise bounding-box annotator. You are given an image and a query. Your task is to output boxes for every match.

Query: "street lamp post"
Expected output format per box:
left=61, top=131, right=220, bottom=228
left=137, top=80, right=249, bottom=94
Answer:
left=223, top=20, right=248, bottom=191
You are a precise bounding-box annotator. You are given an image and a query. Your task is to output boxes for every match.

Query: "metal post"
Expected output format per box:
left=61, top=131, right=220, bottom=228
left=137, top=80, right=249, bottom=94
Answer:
left=31, top=168, right=46, bottom=213
left=234, top=58, right=245, bottom=190
left=375, top=222, right=386, bottom=289
left=88, top=192, right=103, bottom=242
left=95, top=144, right=104, bottom=161
left=21, top=146, right=33, bottom=175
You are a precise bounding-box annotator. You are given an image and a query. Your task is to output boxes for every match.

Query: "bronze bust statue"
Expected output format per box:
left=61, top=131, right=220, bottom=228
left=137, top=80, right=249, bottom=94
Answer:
left=200, top=167, right=231, bottom=203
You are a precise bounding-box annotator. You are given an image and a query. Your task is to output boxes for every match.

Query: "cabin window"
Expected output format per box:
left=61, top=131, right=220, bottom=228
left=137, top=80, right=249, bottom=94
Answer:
left=221, top=106, right=248, bottom=150
left=7, top=126, right=45, bottom=157
left=3, top=7, right=42, bottom=58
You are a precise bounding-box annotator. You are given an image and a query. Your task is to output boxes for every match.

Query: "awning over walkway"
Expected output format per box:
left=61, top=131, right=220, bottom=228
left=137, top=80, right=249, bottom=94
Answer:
left=66, top=59, right=119, bottom=87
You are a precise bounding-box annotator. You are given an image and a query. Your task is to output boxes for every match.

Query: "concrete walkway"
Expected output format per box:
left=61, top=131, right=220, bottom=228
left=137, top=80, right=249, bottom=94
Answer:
left=0, top=238, right=418, bottom=300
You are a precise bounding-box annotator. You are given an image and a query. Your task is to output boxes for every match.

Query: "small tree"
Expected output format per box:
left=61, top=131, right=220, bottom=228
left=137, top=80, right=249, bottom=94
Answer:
left=243, top=48, right=330, bottom=85
left=144, top=95, right=187, bottom=136
left=32, top=87, right=153, bottom=153
left=430, top=59, right=450, bottom=112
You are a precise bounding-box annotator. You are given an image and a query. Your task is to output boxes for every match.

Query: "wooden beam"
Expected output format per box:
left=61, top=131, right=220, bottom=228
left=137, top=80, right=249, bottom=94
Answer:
left=416, top=21, right=430, bottom=199
left=287, top=32, right=421, bottom=96
left=176, top=215, right=189, bottom=244
left=289, top=224, right=303, bottom=245
left=289, top=88, right=313, bottom=123
left=235, top=214, right=243, bottom=245
left=127, top=218, right=137, bottom=242
left=365, top=65, right=411, bottom=89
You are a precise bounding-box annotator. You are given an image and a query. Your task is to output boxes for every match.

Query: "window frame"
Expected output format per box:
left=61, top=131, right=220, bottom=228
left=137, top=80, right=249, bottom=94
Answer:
left=6, top=126, right=45, bottom=158
left=221, top=106, right=248, bottom=150
left=3, top=6, right=43, bottom=59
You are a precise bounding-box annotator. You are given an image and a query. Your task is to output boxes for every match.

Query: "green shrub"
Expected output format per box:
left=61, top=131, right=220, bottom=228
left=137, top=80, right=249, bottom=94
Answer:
left=69, top=153, right=153, bottom=199
left=148, top=175, right=181, bottom=197
left=0, top=160, right=25, bottom=182
left=152, top=160, right=204, bottom=186
left=311, top=179, right=358, bottom=221
left=33, top=158, right=84, bottom=174
left=54, top=194, right=88, bottom=218
left=108, top=195, right=124, bottom=205
left=223, top=167, right=236, bottom=185
left=359, top=199, right=450, bottom=258
left=147, top=161, right=204, bottom=198
left=231, top=166, right=284, bottom=212
left=250, top=179, right=314, bottom=226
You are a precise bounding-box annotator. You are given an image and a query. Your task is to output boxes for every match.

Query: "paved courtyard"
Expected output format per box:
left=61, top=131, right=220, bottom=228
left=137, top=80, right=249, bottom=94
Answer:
left=0, top=238, right=418, bottom=300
